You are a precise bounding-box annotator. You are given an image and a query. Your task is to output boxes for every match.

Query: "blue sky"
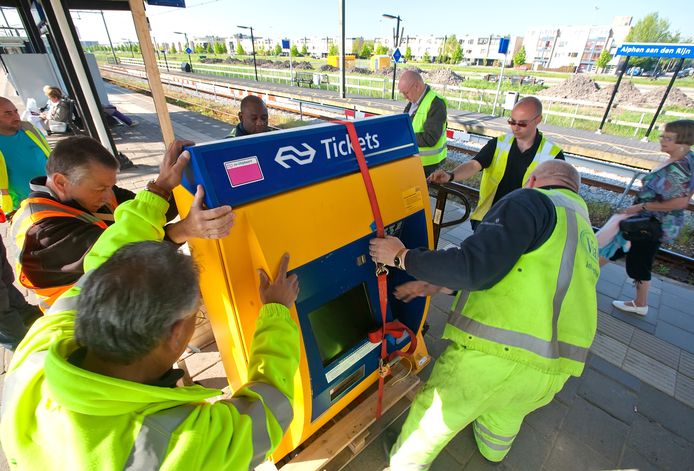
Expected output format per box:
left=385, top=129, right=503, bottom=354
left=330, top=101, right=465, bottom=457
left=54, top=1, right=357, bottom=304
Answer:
left=4, top=0, right=692, bottom=45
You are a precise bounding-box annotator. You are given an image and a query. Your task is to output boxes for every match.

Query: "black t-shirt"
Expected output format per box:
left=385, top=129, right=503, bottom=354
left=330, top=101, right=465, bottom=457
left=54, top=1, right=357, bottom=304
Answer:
left=473, top=131, right=565, bottom=206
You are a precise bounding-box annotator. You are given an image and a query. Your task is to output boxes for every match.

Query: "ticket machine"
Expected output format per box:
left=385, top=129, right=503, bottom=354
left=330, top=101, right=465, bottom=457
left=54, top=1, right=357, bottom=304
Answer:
left=176, top=114, right=433, bottom=460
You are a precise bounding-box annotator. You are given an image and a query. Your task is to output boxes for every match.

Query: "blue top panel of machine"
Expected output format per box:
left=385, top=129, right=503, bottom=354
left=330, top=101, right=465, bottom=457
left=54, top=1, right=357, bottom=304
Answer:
left=181, top=114, right=419, bottom=208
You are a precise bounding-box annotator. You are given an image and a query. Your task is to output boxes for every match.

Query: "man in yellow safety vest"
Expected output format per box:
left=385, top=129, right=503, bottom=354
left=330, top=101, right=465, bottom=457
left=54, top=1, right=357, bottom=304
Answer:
left=429, top=96, right=564, bottom=230
left=399, top=70, right=448, bottom=177
left=370, top=160, right=598, bottom=469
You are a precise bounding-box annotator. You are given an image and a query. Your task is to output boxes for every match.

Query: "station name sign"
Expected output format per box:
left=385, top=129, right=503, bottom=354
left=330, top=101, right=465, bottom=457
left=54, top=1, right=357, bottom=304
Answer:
left=616, top=43, right=694, bottom=59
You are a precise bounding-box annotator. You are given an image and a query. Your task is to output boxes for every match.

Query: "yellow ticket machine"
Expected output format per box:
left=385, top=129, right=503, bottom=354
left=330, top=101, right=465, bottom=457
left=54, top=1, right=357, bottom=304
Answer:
left=176, top=114, right=433, bottom=460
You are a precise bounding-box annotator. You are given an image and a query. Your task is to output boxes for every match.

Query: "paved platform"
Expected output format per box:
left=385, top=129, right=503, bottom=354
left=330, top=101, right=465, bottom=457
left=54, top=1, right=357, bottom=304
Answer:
left=107, top=64, right=665, bottom=168
left=1, top=83, right=692, bottom=470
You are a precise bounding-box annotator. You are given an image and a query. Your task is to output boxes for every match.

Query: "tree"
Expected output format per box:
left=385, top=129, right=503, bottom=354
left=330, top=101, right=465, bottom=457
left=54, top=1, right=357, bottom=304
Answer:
left=625, top=13, right=680, bottom=68
left=273, top=44, right=282, bottom=56
left=513, top=46, right=526, bottom=66
left=360, top=43, right=372, bottom=59
left=236, top=43, right=246, bottom=55
left=214, top=42, right=227, bottom=54
left=596, top=49, right=612, bottom=72
left=329, top=43, right=339, bottom=56
left=351, top=37, right=364, bottom=55
left=374, top=43, right=388, bottom=55
left=195, top=44, right=205, bottom=54
left=450, top=42, right=463, bottom=64
left=404, top=46, right=412, bottom=61
left=290, top=44, right=299, bottom=57
left=422, top=51, right=431, bottom=63
left=301, top=43, right=308, bottom=56
left=169, top=44, right=177, bottom=54
left=205, top=43, right=214, bottom=54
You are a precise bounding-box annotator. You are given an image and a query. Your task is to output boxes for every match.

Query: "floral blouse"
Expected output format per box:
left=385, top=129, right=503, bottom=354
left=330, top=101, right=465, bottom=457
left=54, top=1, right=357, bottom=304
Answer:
left=636, top=151, right=694, bottom=243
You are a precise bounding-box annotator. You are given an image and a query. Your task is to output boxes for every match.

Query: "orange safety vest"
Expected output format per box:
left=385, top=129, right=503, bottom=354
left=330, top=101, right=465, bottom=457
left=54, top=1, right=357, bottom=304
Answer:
left=11, top=196, right=112, bottom=311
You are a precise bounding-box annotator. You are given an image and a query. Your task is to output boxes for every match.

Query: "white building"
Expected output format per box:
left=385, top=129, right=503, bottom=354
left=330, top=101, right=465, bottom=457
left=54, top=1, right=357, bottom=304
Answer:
left=459, top=35, right=523, bottom=66
left=523, top=16, right=632, bottom=72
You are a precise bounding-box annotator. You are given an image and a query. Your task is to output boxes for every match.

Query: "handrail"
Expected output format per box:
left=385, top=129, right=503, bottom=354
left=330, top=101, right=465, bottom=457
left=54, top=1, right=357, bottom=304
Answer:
left=430, top=182, right=472, bottom=247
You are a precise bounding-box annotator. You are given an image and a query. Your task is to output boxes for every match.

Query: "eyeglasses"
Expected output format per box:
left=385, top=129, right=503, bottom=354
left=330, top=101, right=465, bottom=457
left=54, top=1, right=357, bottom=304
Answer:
left=659, top=135, right=676, bottom=142
left=507, top=115, right=540, bottom=128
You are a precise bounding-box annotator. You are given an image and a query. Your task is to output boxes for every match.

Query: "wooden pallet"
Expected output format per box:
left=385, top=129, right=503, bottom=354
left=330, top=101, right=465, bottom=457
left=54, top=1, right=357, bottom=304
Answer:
left=259, top=361, right=421, bottom=471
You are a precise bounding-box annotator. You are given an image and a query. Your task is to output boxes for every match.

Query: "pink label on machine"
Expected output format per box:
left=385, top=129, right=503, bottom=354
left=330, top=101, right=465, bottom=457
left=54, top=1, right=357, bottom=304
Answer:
left=225, top=157, right=264, bottom=187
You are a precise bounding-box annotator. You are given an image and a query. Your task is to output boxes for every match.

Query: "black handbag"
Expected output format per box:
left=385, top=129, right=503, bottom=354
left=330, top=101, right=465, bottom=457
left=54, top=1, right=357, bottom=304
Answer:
left=619, top=215, right=662, bottom=242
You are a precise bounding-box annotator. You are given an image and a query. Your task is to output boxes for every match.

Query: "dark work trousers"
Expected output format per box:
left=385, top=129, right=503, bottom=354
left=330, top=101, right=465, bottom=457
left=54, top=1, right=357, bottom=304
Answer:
left=0, top=232, right=40, bottom=350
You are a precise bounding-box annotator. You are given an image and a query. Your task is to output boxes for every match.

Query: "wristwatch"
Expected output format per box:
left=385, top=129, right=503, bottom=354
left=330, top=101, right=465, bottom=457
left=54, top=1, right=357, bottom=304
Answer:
left=447, top=171, right=455, bottom=182
left=393, top=248, right=407, bottom=270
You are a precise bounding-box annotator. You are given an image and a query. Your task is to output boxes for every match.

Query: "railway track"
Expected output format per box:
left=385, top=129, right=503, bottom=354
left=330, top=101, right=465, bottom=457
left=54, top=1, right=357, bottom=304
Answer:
left=100, top=65, right=693, bottom=281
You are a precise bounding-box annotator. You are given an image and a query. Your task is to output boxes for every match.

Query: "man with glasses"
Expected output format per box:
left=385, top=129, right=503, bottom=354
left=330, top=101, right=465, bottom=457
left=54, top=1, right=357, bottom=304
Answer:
left=399, top=70, right=448, bottom=176
left=429, top=96, right=564, bottom=230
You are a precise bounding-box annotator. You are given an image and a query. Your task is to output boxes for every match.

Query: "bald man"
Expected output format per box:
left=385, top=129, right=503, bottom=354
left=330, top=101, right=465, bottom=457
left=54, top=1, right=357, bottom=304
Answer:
left=370, top=160, right=598, bottom=468
left=399, top=70, right=448, bottom=176
left=430, top=96, right=565, bottom=230
left=0, top=97, right=50, bottom=216
left=227, top=95, right=269, bottom=138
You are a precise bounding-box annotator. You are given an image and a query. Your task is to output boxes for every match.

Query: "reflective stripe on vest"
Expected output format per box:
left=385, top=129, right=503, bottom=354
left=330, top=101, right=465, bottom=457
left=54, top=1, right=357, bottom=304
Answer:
left=412, top=89, right=447, bottom=166
left=11, top=198, right=109, bottom=311
left=450, top=191, right=590, bottom=364
left=123, top=405, right=196, bottom=470
left=0, top=351, right=48, bottom=420
left=0, top=127, right=50, bottom=213
left=470, top=133, right=561, bottom=221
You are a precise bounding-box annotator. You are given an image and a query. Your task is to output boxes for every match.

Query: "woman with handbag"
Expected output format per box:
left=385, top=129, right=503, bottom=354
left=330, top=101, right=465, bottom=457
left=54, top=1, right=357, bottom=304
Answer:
left=607, top=119, right=694, bottom=316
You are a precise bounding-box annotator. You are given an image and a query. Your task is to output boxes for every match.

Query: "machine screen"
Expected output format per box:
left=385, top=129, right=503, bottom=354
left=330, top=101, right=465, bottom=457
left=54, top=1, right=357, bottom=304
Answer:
left=308, top=283, right=377, bottom=367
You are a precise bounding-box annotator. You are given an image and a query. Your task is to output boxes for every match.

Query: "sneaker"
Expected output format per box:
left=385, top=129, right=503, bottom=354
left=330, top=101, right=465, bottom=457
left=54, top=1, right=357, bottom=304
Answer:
left=612, top=300, right=648, bottom=316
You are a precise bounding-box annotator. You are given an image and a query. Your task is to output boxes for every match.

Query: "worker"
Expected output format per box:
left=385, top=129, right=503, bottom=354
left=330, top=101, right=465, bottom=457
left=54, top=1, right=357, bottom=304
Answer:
left=399, top=69, right=448, bottom=176
left=0, top=96, right=50, bottom=217
left=370, top=160, right=599, bottom=468
left=227, top=95, right=269, bottom=137
left=0, top=139, right=301, bottom=469
left=11, top=135, right=235, bottom=311
left=428, top=96, right=564, bottom=230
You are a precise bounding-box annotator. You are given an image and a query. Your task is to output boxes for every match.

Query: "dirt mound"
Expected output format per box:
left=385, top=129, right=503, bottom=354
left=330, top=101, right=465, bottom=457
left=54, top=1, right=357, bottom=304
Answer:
left=349, top=67, right=371, bottom=75
left=320, top=64, right=338, bottom=72
left=537, top=75, right=599, bottom=99
left=637, top=86, right=694, bottom=108
left=293, top=61, right=314, bottom=70
left=223, top=57, right=242, bottom=64
left=424, top=68, right=464, bottom=86
left=591, top=80, right=642, bottom=104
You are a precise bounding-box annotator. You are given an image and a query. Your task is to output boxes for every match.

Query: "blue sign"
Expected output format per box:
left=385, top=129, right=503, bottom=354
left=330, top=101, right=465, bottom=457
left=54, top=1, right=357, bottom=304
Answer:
left=185, top=47, right=193, bottom=54
left=616, top=43, right=694, bottom=59
left=392, top=47, right=402, bottom=63
left=146, top=0, right=186, bottom=6
left=281, top=39, right=290, bottom=50
left=498, top=37, right=510, bottom=55
left=181, top=114, right=419, bottom=208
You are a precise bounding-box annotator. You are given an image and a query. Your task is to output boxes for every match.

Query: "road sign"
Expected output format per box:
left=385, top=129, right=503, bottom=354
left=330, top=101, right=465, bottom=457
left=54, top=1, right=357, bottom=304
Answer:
left=498, top=37, right=510, bottom=55
left=185, top=47, right=193, bottom=54
left=392, top=47, right=402, bottom=63
left=282, top=39, right=290, bottom=50
left=182, top=114, right=419, bottom=208
left=616, top=43, right=694, bottom=59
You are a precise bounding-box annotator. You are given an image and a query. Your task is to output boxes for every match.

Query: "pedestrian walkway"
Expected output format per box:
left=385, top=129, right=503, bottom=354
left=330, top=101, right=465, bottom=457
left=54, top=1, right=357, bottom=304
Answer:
left=0, top=82, right=692, bottom=470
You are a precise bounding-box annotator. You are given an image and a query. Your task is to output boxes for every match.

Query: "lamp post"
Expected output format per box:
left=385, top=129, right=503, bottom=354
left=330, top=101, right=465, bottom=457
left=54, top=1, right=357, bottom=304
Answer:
left=99, top=10, right=118, bottom=64
left=174, top=31, right=193, bottom=72
left=382, top=13, right=402, bottom=100
left=238, top=25, right=258, bottom=81
left=122, top=38, right=134, bottom=58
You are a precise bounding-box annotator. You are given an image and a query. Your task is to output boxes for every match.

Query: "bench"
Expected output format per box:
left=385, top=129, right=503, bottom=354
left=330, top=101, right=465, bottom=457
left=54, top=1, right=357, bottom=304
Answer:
left=294, top=72, right=315, bottom=87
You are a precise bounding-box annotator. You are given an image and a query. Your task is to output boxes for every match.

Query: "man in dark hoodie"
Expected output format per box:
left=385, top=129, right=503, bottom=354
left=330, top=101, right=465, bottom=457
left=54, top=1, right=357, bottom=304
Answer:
left=227, top=95, right=269, bottom=138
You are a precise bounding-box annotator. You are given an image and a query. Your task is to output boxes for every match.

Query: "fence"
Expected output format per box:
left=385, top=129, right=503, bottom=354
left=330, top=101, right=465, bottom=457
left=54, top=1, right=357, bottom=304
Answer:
left=114, top=57, right=694, bottom=138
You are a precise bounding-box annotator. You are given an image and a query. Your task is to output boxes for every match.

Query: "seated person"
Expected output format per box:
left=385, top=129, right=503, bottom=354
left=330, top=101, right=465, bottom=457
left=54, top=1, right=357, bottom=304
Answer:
left=227, top=95, right=269, bottom=137
left=0, top=139, right=301, bottom=469
left=39, top=86, right=71, bottom=133
left=11, top=136, right=235, bottom=311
